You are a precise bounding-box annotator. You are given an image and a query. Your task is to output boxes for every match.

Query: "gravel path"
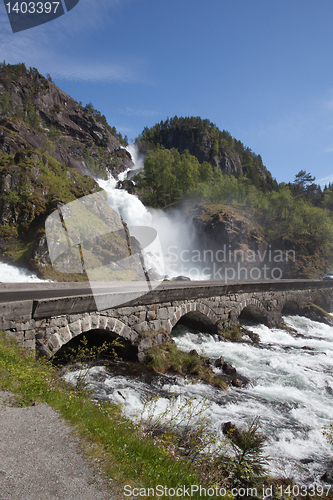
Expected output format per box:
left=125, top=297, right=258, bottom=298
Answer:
left=0, top=390, right=116, bottom=500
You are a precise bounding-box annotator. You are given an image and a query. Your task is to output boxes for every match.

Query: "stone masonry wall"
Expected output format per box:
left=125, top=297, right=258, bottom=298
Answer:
left=1, top=285, right=331, bottom=361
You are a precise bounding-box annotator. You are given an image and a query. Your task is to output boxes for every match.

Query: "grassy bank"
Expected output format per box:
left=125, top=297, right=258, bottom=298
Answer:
left=1, top=333, right=331, bottom=500
left=143, top=341, right=228, bottom=390
left=0, top=333, right=221, bottom=499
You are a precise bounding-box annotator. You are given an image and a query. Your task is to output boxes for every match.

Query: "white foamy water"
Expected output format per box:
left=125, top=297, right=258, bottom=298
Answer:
left=0, top=262, right=49, bottom=282
left=0, top=145, right=198, bottom=282
left=96, top=146, right=201, bottom=279
left=64, top=315, right=333, bottom=484
left=173, top=316, right=333, bottom=482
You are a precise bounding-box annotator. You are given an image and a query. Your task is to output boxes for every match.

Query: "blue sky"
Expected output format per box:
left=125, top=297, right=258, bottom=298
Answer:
left=1, top=0, right=333, bottom=185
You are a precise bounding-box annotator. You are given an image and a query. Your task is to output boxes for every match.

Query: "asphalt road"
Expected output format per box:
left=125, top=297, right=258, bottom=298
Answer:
left=0, top=278, right=328, bottom=304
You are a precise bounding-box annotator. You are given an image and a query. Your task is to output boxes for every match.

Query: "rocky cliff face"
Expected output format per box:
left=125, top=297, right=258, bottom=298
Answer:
left=189, top=204, right=297, bottom=280
left=0, top=63, right=132, bottom=279
left=186, top=203, right=327, bottom=280
left=155, top=126, right=246, bottom=175
left=0, top=64, right=132, bottom=177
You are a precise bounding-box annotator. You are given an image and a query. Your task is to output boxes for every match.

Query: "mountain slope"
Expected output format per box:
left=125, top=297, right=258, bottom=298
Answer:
left=0, top=63, right=132, bottom=279
left=0, top=62, right=131, bottom=178
left=137, top=116, right=277, bottom=191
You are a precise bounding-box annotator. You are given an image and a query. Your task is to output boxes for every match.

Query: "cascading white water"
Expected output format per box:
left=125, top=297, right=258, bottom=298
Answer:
left=173, top=316, right=333, bottom=483
left=64, top=315, right=333, bottom=485
left=96, top=145, right=202, bottom=279
left=0, top=145, right=203, bottom=281
left=0, top=262, right=49, bottom=282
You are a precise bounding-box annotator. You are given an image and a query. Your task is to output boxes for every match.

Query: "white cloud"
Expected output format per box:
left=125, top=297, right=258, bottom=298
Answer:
left=0, top=0, right=147, bottom=84
left=317, top=174, right=333, bottom=187
left=121, top=107, right=161, bottom=118
left=50, top=59, right=146, bottom=84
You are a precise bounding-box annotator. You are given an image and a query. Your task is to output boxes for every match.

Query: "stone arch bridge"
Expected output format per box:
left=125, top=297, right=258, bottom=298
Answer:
left=1, top=280, right=333, bottom=361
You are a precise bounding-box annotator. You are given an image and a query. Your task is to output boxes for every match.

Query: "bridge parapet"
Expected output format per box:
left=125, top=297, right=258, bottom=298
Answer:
left=1, top=280, right=333, bottom=360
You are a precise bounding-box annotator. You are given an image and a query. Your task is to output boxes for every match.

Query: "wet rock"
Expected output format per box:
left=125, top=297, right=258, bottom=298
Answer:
left=222, top=421, right=243, bottom=447
left=171, top=275, right=191, bottom=281
left=301, top=303, right=333, bottom=327
left=321, top=471, right=333, bottom=484
left=246, top=330, right=260, bottom=344
left=117, top=179, right=135, bottom=194
left=214, top=356, right=224, bottom=368
left=222, top=361, right=237, bottom=375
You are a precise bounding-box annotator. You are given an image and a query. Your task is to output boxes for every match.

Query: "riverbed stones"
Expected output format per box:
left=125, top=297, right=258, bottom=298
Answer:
left=222, top=362, right=237, bottom=375
left=214, top=356, right=224, bottom=368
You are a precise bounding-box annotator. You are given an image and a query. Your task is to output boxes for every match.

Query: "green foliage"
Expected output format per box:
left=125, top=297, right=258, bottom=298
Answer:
left=138, top=115, right=275, bottom=191
left=26, top=104, right=40, bottom=128
left=2, top=189, right=20, bottom=206
left=324, top=424, right=333, bottom=446
left=144, top=341, right=228, bottom=390
left=0, top=225, right=18, bottom=240
left=201, top=418, right=269, bottom=494
left=294, top=170, right=316, bottom=191
left=0, top=62, right=27, bottom=77
left=137, top=394, right=269, bottom=493
left=135, top=146, right=215, bottom=207
left=54, top=103, right=62, bottom=113
left=48, top=125, right=61, bottom=140
left=0, top=333, right=222, bottom=499
left=136, top=394, right=217, bottom=462
left=0, top=91, right=11, bottom=111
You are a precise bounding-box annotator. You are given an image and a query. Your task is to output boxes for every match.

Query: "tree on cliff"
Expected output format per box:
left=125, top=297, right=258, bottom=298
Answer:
left=137, top=116, right=277, bottom=192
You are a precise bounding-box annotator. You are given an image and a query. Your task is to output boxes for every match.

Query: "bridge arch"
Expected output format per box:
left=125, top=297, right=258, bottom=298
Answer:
left=169, top=302, right=218, bottom=335
left=282, top=299, right=302, bottom=315
left=52, top=328, right=138, bottom=363
left=310, top=291, right=333, bottom=313
left=236, top=298, right=269, bottom=325
left=47, top=313, right=137, bottom=359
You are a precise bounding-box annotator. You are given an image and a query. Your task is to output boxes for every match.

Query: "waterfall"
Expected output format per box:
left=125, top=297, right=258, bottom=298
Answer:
left=0, top=262, right=49, bottom=282
left=0, top=145, right=200, bottom=283
left=97, top=145, right=203, bottom=280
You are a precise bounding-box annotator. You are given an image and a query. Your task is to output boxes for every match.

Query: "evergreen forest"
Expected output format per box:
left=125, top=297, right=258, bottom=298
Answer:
left=134, top=118, right=333, bottom=277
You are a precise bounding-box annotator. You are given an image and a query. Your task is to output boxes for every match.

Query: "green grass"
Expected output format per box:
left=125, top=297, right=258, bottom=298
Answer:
left=3, top=237, right=34, bottom=264
left=0, top=333, right=231, bottom=499
left=302, top=302, right=333, bottom=323
left=144, top=340, right=228, bottom=390
left=1, top=333, right=331, bottom=500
